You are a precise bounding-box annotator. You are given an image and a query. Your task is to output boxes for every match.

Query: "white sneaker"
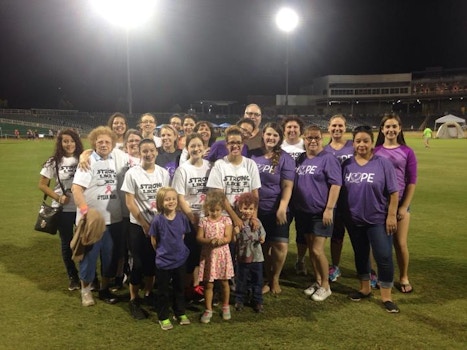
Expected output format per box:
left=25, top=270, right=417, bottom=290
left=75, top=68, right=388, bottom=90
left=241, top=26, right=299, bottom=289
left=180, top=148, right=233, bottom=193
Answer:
left=81, top=291, right=95, bottom=307
left=311, top=287, right=332, bottom=301
left=303, top=282, right=320, bottom=296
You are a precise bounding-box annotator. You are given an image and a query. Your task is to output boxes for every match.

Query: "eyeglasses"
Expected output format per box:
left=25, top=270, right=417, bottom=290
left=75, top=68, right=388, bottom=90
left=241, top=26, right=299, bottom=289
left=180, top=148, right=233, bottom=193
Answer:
left=245, top=112, right=261, bottom=117
left=227, top=141, right=243, bottom=146
left=353, top=125, right=372, bottom=132
left=305, top=136, right=322, bottom=142
left=141, top=120, right=155, bottom=124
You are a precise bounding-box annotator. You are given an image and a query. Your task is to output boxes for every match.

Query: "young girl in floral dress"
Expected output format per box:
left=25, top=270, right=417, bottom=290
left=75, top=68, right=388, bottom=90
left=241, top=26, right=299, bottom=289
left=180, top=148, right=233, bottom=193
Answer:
left=197, top=191, right=234, bottom=323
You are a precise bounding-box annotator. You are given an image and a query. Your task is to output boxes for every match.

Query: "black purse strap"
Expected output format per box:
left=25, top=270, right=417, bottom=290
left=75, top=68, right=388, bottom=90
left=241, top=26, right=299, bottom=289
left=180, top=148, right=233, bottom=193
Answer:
left=43, top=159, right=67, bottom=202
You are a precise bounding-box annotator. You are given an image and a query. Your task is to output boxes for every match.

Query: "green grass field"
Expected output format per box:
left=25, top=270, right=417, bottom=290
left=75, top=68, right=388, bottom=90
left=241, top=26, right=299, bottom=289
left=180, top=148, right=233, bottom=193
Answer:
left=0, top=135, right=466, bottom=349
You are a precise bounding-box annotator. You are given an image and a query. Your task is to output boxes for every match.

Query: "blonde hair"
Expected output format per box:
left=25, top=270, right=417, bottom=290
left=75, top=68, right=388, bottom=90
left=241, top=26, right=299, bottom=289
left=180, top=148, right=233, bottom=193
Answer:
left=203, top=191, right=226, bottom=213
left=155, top=187, right=178, bottom=213
left=88, top=126, right=117, bottom=149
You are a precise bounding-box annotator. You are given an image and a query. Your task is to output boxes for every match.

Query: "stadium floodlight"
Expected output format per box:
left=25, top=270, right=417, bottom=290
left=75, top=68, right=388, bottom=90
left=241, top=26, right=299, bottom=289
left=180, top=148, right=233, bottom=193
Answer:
left=275, top=7, right=299, bottom=33
left=90, top=0, right=157, bottom=115
left=90, top=0, right=157, bottom=29
left=275, top=7, right=299, bottom=116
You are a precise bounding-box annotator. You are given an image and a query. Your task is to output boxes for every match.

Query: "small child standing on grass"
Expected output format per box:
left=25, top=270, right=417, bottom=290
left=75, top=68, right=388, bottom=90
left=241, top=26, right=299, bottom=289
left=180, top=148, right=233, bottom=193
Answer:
left=197, top=191, right=234, bottom=323
left=233, top=192, right=266, bottom=312
left=149, top=187, right=192, bottom=330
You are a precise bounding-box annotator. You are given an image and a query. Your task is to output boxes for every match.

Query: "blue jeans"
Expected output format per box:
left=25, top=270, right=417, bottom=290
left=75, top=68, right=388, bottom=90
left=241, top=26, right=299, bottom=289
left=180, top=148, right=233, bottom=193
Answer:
left=79, top=225, right=114, bottom=283
left=347, top=223, right=394, bottom=288
left=58, top=211, right=78, bottom=279
left=235, top=262, right=263, bottom=305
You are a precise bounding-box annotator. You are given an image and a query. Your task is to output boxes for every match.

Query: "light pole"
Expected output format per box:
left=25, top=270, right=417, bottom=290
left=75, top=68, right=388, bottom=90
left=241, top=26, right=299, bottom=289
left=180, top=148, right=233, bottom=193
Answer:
left=90, top=0, right=157, bottom=116
left=275, top=8, right=298, bottom=116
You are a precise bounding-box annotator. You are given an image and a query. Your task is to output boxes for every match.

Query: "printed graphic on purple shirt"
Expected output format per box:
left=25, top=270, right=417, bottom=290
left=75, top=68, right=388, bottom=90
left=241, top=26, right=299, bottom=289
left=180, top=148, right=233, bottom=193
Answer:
left=341, top=155, right=398, bottom=225
left=250, top=150, right=295, bottom=214
left=293, top=151, right=342, bottom=214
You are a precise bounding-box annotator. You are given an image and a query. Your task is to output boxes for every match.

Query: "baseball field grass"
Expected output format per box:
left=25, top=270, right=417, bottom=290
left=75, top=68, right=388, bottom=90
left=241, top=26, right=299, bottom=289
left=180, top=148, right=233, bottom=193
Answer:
left=0, top=134, right=465, bottom=349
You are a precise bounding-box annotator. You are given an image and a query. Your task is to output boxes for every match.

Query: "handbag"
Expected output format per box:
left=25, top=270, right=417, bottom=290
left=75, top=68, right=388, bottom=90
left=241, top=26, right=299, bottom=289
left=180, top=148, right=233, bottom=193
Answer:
left=34, top=201, right=62, bottom=235
left=34, top=160, right=66, bottom=235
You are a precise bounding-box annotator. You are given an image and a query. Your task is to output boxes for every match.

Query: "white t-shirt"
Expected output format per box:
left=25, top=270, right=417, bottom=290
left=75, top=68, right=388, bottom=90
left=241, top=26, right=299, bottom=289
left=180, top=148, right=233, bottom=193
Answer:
left=179, top=148, right=189, bottom=165
left=207, top=156, right=261, bottom=206
left=120, top=164, right=170, bottom=225
left=281, top=139, right=305, bottom=161
left=73, top=152, right=122, bottom=225
left=111, top=148, right=140, bottom=217
left=172, top=159, right=211, bottom=215
left=40, top=156, right=78, bottom=212
left=154, top=136, right=162, bottom=148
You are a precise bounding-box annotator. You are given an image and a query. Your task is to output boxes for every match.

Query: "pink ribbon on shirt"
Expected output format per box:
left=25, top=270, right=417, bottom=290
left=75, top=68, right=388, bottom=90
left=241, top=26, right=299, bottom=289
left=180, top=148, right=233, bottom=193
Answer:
left=105, top=185, right=112, bottom=194
left=200, top=193, right=206, bottom=203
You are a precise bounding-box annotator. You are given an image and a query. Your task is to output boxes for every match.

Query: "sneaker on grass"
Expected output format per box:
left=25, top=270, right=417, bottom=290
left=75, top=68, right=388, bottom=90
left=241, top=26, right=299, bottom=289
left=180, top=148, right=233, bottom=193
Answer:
left=81, top=291, right=95, bottom=307
left=174, top=314, right=191, bottom=325
left=68, top=277, right=80, bottom=291
left=311, top=287, right=332, bottom=301
left=328, top=265, right=341, bottom=282
left=304, top=282, right=320, bottom=296
left=159, top=319, right=173, bottom=331
left=222, top=305, right=231, bottom=320
left=348, top=291, right=372, bottom=301
left=129, top=299, right=147, bottom=320
left=200, top=310, right=213, bottom=324
left=383, top=300, right=400, bottom=313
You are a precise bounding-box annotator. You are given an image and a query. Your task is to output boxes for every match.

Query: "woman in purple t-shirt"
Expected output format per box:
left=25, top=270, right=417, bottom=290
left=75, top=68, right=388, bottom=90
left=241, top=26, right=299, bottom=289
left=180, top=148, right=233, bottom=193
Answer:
left=323, top=114, right=354, bottom=283
left=250, top=122, right=295, bottom=295
left=292, top=125, right=342, bottom=302
left=341, top=126, right=400, bottom=313
left=375, top=114, right=417, bottom=294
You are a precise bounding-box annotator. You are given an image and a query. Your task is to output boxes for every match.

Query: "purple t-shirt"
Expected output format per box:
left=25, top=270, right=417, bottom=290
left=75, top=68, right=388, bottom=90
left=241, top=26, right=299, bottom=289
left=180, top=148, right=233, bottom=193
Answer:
left=323, top=140, right=354, bottom=164
left=205, top=140, right=248, bottom=163
left=341, top=155, right=398, bottom=225
left=250, top=150, right=296, bottom=214
left=374, top=145, right=417, bottom=201
left=293, top=151, right=342, bottom=214
left=149, top=212, right=190, bottom=269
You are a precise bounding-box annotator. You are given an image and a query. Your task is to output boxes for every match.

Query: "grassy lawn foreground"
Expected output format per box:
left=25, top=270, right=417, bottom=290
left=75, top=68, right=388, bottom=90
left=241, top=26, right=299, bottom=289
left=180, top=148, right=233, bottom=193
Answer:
left=0, top=134, right=466, bottom=349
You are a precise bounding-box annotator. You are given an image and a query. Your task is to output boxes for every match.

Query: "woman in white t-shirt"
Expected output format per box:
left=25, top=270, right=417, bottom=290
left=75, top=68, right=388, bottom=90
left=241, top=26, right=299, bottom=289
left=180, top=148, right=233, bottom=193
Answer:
left=121, top=138, right=170, bottom=319
left=173, top=133, right=212, bottom=300
left=207, top=125, right=261, bottom=229
left=39, top=129, right=84, bottom=291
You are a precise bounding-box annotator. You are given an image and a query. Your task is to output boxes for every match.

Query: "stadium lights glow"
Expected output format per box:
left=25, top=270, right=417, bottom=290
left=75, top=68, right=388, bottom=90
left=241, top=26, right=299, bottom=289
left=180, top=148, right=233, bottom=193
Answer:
left=275, top=7, right=299, bottom=33
left=90, top=0, right=157, bottom=29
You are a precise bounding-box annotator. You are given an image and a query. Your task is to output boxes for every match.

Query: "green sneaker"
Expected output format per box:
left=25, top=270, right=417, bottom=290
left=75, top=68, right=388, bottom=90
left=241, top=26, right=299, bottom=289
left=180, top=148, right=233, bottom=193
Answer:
left=159, top=319, right=173, bottom=330
left=175, top=314, right=191, bottom=325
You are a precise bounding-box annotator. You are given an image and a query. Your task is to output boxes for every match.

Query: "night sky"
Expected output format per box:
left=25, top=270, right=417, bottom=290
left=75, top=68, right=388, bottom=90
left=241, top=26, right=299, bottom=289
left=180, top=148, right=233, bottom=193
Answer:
left=1, top=0, right=466, bottom=112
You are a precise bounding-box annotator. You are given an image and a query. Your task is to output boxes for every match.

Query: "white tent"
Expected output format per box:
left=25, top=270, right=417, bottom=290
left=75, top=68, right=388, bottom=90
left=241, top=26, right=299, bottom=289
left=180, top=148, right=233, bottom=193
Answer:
left=434, top=114, right=466, bottom=130
left=436, top=122, right=464, bottom=138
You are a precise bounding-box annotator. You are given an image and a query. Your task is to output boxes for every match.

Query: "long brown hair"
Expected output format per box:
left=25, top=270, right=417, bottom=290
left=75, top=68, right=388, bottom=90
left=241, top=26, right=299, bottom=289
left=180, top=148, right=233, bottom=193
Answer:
left=261, top=122, right=284, bottom=172
left=43, top=128, right=83, bottom=167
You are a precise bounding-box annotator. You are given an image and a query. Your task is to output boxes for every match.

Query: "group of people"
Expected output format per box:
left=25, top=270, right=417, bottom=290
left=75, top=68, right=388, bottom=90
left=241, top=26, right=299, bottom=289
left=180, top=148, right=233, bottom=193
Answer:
left=38, top=105, right=417, bottom=330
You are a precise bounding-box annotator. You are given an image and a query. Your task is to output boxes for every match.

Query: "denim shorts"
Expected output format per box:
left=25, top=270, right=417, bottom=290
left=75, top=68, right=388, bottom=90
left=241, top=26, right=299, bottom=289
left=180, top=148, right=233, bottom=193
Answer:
left=295, top=211, right=333, bottom=238
left=258, top=212, right=291, bottom=243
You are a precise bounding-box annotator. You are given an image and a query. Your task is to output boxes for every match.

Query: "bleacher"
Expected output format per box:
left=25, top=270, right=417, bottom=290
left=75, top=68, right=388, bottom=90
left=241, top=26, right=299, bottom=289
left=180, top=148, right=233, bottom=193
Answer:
left=0, top=108, right=440, bottom=139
